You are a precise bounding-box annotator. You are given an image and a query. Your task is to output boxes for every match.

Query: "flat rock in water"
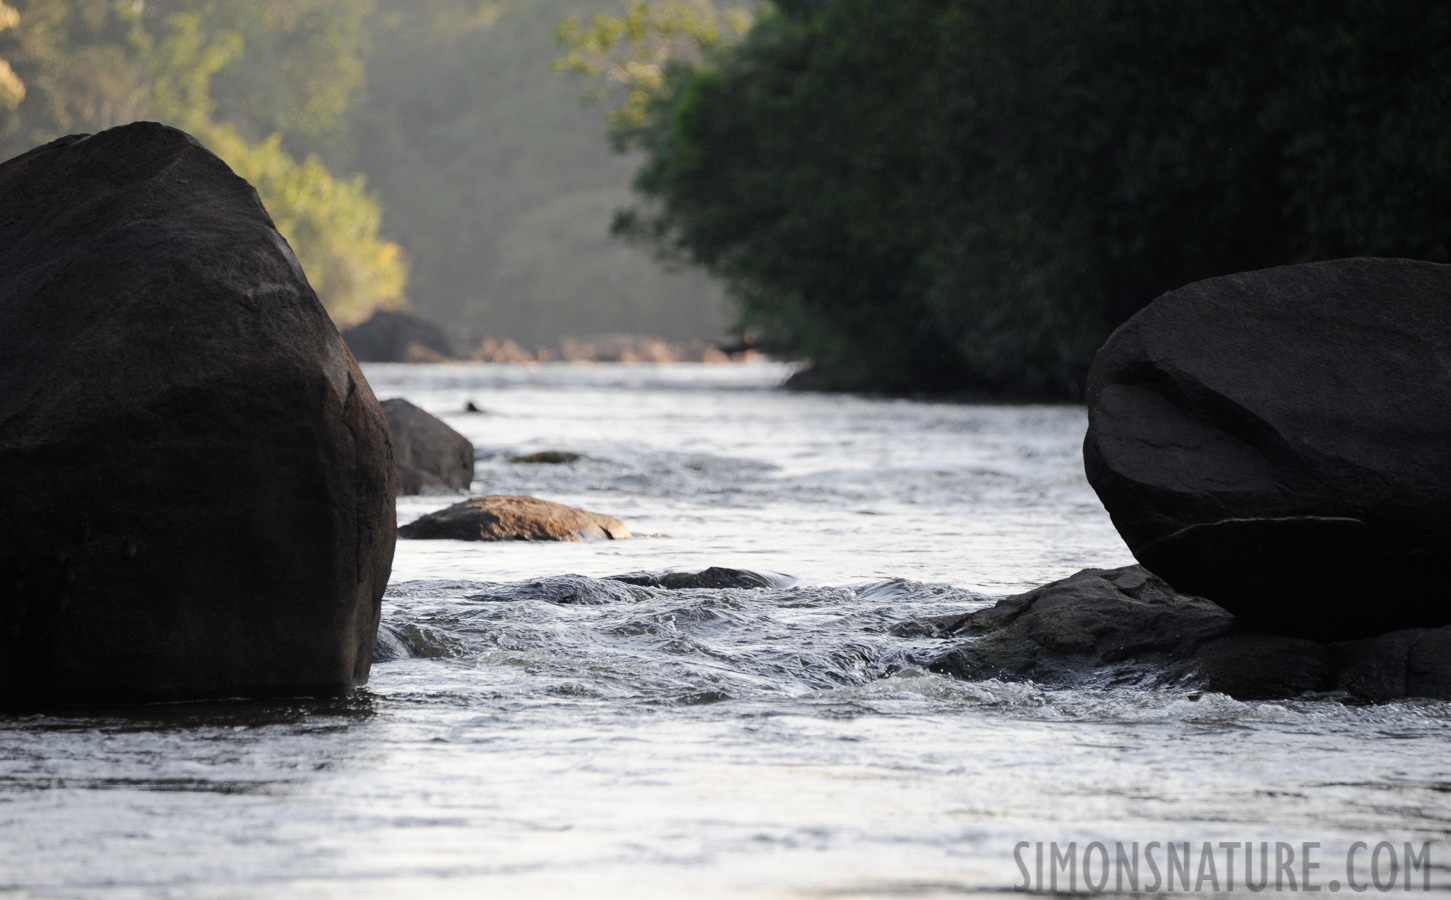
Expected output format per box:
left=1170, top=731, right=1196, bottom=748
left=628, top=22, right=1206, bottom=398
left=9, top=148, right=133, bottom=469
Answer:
left=1083, top=258, right=1451, bottom=641
left=381, top=398, right=474, bottom=494
left=925, top=566, right=1451, bottom=700
left=0, top=123, right=395, bottom=707
left=399, top=495, right=631, bottom=542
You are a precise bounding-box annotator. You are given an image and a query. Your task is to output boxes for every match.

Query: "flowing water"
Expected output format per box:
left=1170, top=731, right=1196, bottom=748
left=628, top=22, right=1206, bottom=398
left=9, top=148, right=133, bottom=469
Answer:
left=3, top=362, right=1449, bottom=898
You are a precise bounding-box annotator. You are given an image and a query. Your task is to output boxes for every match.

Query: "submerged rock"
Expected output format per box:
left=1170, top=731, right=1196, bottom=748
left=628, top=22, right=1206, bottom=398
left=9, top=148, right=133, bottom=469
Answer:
left=399, top=495, right=631, bottom=542
left=609, top=567, right=781, bottom=590
left=925, top=566, right=1451, bottom=700
left=373, top=623, right=420, bottom=662
left=509, top=450, right=581, bottom=465
left=381, top=398, right=474, bottom=494
left=1084, top=259, right=1451, bottom=642
left=0, top=123, right=395, bottom=707
left=341, top=310, right=455, bottom=362
left=467, top=574, right=642, bottom=606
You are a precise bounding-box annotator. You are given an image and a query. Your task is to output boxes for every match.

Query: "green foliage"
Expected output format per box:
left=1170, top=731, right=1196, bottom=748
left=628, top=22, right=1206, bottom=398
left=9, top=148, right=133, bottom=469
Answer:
left=0, top=0, right=404, bottom=325
left=2, top=0, right=741, bottom=342
left=616, top=0, right=1451, bottom=396
left=554, top=0, right=753, bottom=140
left=203, top=0, right=372, bottom=161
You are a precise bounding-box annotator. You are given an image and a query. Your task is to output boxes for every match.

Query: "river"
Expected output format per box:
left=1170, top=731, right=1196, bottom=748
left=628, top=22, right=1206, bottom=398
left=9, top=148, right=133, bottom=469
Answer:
left=2, top=362, right=1448, bottom=897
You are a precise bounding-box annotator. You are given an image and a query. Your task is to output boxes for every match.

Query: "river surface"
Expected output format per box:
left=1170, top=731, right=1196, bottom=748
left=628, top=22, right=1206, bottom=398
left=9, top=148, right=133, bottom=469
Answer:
left=3, top=362, right=1449, bottom=898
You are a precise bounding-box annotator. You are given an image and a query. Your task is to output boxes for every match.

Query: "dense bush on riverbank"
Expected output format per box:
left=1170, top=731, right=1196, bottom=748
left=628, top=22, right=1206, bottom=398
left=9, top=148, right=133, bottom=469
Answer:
left=610, top=0, right=1451, bottom=396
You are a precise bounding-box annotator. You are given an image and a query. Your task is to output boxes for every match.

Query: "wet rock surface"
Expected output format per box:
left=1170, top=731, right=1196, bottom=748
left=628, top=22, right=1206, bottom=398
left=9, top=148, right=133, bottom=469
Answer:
left=609, top=567, right=784, bottom=590
left=926, top=566, right=1235, bottom=690
left=1083, top=258, right=1451, bottom=641
left=381, top=398, right=474, bottom=494
left=925, top=566, right=1451, bottom=700
left=1332, top=626, right=1451, bottom=701
left=509, top=450, right=581, bottom=465
left=0, top=123, right=395, bottom=707
left=399, top=495, right=631, bottom=542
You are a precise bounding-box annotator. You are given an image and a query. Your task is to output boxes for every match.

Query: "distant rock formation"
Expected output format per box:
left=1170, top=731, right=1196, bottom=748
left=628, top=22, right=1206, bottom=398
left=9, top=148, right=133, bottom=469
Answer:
left=399, top=495, right=630, bottom=542
left=924, top=566, right=1451, bottom=701
left=557, top=333, right=733, bottom=364
left=342, top=310, right=456, bottom=362
left=380, top=399, right=474, bottom=494
left=0, top=123, right=395, bottom=707
left=1084, top=259, right=1451, bottom=641
left=458, top=333, right=741, bottom=364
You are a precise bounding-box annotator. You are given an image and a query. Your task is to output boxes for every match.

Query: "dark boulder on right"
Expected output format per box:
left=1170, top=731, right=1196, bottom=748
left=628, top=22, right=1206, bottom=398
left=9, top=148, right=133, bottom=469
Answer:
left=381, top=398, right=474, bottom=494
left=1084, top=259, right=1451, bottom=642
left=341, top=310, right=455, bottom=362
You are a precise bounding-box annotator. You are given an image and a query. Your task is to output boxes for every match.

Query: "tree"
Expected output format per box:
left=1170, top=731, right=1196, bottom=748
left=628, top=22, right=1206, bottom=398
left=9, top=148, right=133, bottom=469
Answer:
left=609, top=0, right=1451, bottom=396
left=554, top=0, right=754, bottom=141
left=0, top=0, right=404, bottom=325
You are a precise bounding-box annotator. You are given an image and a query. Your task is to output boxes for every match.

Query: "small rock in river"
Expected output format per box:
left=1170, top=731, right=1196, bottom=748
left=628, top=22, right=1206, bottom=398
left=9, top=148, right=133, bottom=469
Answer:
left=398, top=495, right=630, bottom=542
left=608, top=567, right=782, bottom=590
left=509, top=450, right=582, bottom=465
left=382, top=398, right=474, bottom=495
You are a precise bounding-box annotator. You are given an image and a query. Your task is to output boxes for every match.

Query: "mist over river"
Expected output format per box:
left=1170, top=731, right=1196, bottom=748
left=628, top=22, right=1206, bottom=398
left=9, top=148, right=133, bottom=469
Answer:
left=3, top=362, right=1449, bottom=897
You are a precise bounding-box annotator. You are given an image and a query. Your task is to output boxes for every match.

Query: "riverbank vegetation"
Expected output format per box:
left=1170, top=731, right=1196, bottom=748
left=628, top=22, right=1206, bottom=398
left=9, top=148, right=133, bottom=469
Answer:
left=576, top=0, right=1451, bottom=396
left=0, top=0, right=404, bottom=325
left=0, top=0, right=726, bottom=338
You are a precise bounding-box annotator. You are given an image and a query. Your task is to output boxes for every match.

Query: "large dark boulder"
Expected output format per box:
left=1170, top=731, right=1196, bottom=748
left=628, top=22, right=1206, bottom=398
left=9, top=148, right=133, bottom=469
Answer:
left=924, top=566, right=1450, bottom=700
left=0, top=123, right=396, bottom=707
left=341, top=310, right=454, bottom=362
left=1084, top=259, right=1451, bottom=641
left=380, top=398, right=474, bottom=494
left=399, top=495, right=630, bottom=542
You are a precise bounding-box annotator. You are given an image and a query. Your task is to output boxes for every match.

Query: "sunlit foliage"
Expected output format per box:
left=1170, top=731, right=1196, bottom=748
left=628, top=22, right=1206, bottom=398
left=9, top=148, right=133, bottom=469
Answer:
left=0, top=0, right=405, bottom=325
left=554, top=0, right=753, bottom=140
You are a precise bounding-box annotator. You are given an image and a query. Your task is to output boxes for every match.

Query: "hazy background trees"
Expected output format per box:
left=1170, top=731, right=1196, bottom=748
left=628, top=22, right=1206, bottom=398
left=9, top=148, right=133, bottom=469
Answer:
left=351, top=0, right=728, bottom=346
left=0, top=0, right=728, bottom=339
